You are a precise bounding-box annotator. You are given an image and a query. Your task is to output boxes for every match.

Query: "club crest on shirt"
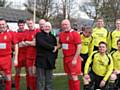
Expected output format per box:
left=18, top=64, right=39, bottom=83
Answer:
left=4, top=35, right=7, bottom=40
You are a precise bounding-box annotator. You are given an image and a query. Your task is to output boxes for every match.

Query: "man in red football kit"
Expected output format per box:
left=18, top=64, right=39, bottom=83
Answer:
left=23, top=18, right=39, bottom=90
left=59, top=19, right=82, bottom=90
left=28, top=19, right=45, bottom=46
left=0, top=18, right=18, bottom=90
left=14, top=19, right=30, bottom=90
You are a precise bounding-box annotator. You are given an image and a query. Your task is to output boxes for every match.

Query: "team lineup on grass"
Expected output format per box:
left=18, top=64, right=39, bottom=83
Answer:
left=0, top=17, right=120, bottom=90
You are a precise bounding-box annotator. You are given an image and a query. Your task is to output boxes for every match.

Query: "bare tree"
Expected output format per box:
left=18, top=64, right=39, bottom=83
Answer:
left=79, top=0, right=120, bottom=29
left=0, top=0, right=12, bottom=8
left=100, top=0, right=120, bottom=29
left=61, top=0, right=67, bottom=19
left=24, top=0, right=56, bottom=19
left=79, top=0, right=101, bottom=25
left=61, top=0, right=78, bottom=19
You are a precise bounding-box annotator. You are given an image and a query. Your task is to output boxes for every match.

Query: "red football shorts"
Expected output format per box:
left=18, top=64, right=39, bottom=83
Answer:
left=0, top=55, right=12, bottom=75
left=64, top=56, right=81, bottom=75
left=26, top=58, right=35, bottom=67
left=16, top=55, right=26, bottom=68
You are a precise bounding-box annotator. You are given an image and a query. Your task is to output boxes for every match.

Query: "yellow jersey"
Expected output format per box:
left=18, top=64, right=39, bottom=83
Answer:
left=110, top=30, right=120, bottom=49
left=111, top=51, right=120, bottom=70
left=92, top=27, right=108, bottom=47
left=84, top=51, right=113, bottom=81
left=80, top=34, right=92, bottom=54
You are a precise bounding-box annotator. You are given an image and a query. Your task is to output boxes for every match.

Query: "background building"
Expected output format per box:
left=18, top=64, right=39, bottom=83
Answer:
left=7, top=0, right=26, bottom=10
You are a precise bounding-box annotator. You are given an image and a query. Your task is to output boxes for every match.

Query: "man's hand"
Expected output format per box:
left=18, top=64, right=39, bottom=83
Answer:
left=32, top=66, right=36, bottom=75
left=19, top=41, right=27, bottom=47
left=24, top=41, right=30, bottom=46
left=83, top=74, right=91, bottom=85
left=53, top=46, right=57, bottom=53
left=25, top=40, right=36, bottom=46
left=84, top=74, right=91, bottom=82
left=14, top=59, right=18, bottom=67
left=72, top=56, right=77, bottom=66
left=99, top=80, right=106, bottom=87
left=81, top=57, right=84, bottom=61
left=113, top=70, right=120, bottom=74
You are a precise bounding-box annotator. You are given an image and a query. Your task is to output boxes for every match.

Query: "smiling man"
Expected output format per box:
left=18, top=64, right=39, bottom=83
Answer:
left=59, top=19, right=82, bottom=90
left=0, top=18, right=18, bottom=90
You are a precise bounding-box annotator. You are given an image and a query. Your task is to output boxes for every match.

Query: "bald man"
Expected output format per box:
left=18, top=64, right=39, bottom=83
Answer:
left=39, top=19, right=46, bottom=31
left=58, top=19, right=82, bottom=90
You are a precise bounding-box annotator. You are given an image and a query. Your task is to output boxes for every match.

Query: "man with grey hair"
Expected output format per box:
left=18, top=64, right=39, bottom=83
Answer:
left=35, top=22, right=58, bottom=90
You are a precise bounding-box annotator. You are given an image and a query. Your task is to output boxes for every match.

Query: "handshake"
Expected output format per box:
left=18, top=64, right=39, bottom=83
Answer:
left=53, top=44, right=61, bottom=53
left=53, top=46, right=58, bottom=53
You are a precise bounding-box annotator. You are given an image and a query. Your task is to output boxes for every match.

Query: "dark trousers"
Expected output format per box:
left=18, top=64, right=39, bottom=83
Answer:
left=36, top=68, right=53, bottom=90
left=80, top=53, right=88, bottom=72
left=89, top=70, right=107, bottom=90
left=116, top=74, right=120, bottom=88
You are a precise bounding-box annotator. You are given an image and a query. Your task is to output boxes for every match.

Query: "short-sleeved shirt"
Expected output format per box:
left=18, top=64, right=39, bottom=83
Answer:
left=16, top=30, right=27, bottom=59
left=59, top=29, right=81, bottom=57
left=25, top=29, right=40, bottom=59
left=0, top=31, right=18, bottom=56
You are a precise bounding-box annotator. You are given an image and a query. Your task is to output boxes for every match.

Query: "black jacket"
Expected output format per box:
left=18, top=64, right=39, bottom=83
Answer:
left=35, top=31, right=58, bottom=69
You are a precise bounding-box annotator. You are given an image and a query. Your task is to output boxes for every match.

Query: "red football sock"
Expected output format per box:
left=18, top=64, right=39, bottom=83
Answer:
left=68, top=79, right=74, bottom=90
left=29, top=76, right=36, bottom=90
left=15, top=75, right=20, bottom=90
left=72, top=80, right=80, bottom=90
left=26, top=74, right=30, bottom=90
left=5, top=80, right=12, bottom=90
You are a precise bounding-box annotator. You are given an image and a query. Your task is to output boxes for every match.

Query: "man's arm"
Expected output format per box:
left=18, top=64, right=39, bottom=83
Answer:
left=24, top=38, right=36, bottom=46
left=14, top=44, right=19, bottom=66
left=53, top=43, right=62, bottom=53
left=72, top=44, right=81, bottom=66
left=103, top=55, right=113, bottom=81
left=84, top=52, right=94, bottom=75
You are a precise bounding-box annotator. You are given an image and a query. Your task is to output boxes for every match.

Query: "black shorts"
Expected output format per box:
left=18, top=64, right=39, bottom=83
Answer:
left=89, top=70, right=107, bottom=90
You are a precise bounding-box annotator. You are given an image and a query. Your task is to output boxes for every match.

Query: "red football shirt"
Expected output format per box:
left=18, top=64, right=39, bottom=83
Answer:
left=25, top=29, right=39, bottom=59
left=59, top=30, right=81, bottom=57
left=0, top=31, right=18, bottom=56
left=16, top=30, right=27, bottom=60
